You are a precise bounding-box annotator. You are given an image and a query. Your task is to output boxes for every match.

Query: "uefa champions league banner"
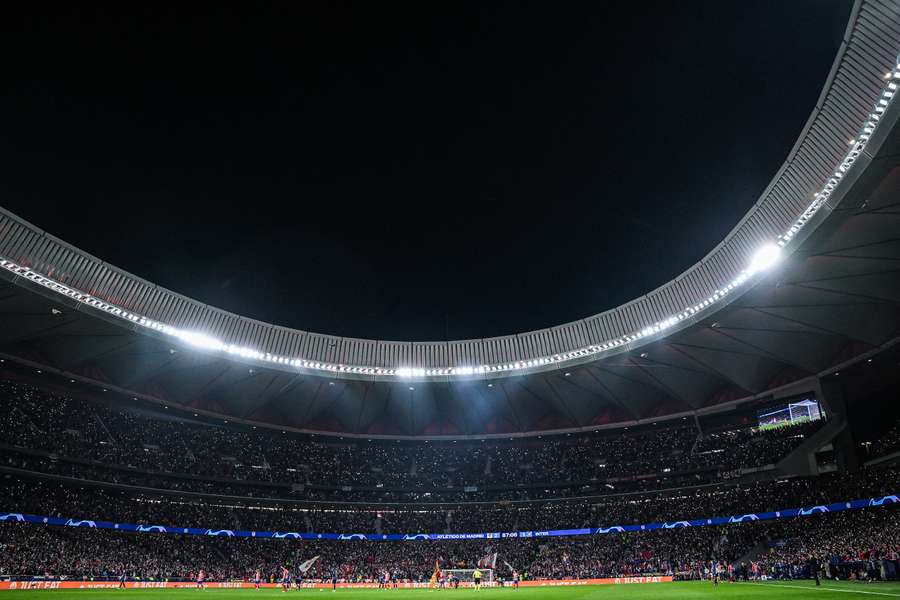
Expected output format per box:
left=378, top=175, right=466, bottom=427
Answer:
left=0, top=495, right=896, bottom=541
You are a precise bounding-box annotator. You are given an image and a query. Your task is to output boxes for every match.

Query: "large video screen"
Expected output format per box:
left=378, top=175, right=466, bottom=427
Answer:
left=757, top=398, right=823, bottom=430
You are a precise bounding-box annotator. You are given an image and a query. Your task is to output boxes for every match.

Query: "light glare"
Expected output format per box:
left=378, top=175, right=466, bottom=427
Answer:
left=748, top=243, right=781, bottom=274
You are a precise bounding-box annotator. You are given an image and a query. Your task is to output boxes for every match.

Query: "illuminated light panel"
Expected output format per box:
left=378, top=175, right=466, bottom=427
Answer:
left=1, top=53, right=898, bottom=380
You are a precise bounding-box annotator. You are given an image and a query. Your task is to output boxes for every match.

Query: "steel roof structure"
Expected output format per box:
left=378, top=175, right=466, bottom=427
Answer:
left=0, top=0, right=899, bottom=437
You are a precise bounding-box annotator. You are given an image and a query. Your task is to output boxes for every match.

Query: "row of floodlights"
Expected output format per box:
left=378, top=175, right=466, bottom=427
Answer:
left=779, top=68, right=900, bottom=246
left=0, top=243, right=780, bottom=380
left=2, top=60, right=898, bottom=380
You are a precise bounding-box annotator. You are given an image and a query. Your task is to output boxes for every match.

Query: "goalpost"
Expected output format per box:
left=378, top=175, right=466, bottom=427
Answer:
left=443, top=569, right=495, bottom=586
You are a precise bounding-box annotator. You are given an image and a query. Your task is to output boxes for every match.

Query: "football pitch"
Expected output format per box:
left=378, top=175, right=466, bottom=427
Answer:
left=10, top=582, right=900, bottom=600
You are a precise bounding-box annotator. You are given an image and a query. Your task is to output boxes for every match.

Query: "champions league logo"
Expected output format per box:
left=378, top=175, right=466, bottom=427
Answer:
left=662, top=521, right=691, bottom=529
left=338, top=534, right=367, bottom=541
left=596, top=526, right=625, bottom=534
left=402, top=534, right=429, bottom=541
left=0, top=513, right=25, bottom=522
left=205, top=529, right=235, bottom=537
left=728, top=514, right=760, bottom=523
left=869, top=496, right=899, bottom=507
left=65, top=519, right=97, bottom=528
left=798, top=506, right=829, bottom=516
left=274, top=532, right=302, bottom=539
left=136, top=525, right=167, bottom=533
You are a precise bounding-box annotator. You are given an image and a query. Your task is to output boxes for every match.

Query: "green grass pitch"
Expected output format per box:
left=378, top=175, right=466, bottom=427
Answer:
left=11, top=582, right=900, bottom=600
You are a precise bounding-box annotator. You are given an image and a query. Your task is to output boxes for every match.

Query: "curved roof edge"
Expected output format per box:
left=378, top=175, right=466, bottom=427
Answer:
left=1, top=0, right=899, bottom=381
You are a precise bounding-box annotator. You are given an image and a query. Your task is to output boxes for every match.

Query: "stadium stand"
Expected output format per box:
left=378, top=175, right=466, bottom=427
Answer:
left=1, top=462, right=898, bottom=533
left=0, top=508, right=897, bottom=582
left=0, top=381, right=822, bottom=503
left=0, top=376, right=898, bottom=583
left=870, top=419, right=900, bottom=460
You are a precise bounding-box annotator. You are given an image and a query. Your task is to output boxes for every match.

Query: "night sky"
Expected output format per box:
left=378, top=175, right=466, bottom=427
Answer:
left=1, top=1, right=852, bottom=341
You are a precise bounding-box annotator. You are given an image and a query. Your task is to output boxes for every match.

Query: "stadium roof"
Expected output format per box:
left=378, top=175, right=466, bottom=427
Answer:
left=0, top=0, right=899, bottom=437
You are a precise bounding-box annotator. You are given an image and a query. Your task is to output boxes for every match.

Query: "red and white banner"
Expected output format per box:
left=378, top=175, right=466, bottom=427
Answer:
left=0, top=576, right=673, bottom=590
left=477, top=552, right=498, bottom=569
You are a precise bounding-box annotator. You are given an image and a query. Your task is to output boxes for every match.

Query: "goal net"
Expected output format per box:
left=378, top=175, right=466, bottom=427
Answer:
left=443, top=569, right=495, bottom=584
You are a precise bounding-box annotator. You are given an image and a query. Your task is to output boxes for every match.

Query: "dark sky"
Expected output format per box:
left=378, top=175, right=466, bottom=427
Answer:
left=1, top=1, right=852, bottom=341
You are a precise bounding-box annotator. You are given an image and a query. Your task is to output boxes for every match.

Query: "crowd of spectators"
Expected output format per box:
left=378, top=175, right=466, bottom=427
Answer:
left=0, top=380, right=821, bottom=503
left=755, top=508, right=900, bottom=580
left=869, top=418, right=900, bottom=459
left=0, top=507, right=896, bottom=583
left=0, top=449, right=724, bottom=503
left=0, top=378, right=897, bottom=583
left=1, top=467, right=897, bottom=535
left=0, top=518, right=814, bottom=582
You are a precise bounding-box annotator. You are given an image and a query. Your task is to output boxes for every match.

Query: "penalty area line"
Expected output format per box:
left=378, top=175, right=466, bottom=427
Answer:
left=753, top=583, right=900, bottom=597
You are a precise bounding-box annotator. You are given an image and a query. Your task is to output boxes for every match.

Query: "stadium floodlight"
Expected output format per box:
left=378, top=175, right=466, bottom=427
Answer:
left=747, top=243, right=781, bottom=275
left=174, top=330, right=225, bottom=351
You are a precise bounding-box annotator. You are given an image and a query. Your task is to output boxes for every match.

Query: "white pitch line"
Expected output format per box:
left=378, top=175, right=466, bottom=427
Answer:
left=754, top=583, right=900, bottom=597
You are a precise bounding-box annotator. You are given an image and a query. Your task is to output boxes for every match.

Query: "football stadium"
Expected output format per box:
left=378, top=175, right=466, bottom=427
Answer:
left=2, top=1, right=900, bottom=599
